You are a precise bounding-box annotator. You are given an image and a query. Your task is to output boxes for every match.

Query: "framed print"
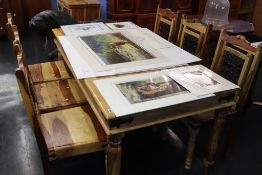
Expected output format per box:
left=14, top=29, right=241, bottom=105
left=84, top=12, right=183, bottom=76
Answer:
left=182, top=70, right=220, bottom=87
left=116, top=75, right=188, bottom=104
left=61, top=22, right=111, bottom=37
left=74, top=32, right=168, bottom=72
left=168, top=65, right=239, bottom=96
left=94, top=70, right=212, bottom=117
left=106, top=21, right=139, bottom=30
left=80, top=33, right=155, bottom=65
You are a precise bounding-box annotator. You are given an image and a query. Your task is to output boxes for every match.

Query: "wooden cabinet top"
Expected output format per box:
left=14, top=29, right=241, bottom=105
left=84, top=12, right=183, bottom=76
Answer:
left=60, top=0, right=100, bottom=6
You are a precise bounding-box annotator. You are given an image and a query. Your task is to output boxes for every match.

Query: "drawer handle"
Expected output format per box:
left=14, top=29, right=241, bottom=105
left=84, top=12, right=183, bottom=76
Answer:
left=13, top=13, right=16, bottom=16
left=0, top=27, right=4, bottom=30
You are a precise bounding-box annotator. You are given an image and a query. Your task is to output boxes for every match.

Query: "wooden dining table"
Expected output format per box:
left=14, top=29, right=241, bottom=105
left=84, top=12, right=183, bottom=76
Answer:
left=52, top=27, right=237, bottom=175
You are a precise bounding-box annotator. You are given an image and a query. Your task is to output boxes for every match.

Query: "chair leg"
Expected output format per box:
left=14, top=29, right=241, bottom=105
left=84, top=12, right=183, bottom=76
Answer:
left=203, top=117, right=225, bottom=175
left=224, top=113, right=238, bottom=157
left=184, top=126, right=200, bottom=171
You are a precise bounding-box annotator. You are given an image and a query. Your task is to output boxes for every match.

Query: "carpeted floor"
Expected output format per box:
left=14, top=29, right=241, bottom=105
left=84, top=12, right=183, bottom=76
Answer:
left=0, top=30, right=262, bottom=175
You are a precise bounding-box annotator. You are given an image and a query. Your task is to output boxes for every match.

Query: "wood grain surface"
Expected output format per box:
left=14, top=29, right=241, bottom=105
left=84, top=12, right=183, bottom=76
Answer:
left=33, top=79, right=87, bottom=112
left=28, top=60, right=71, bottom=83
left=38, top=105, right=107, bottom=160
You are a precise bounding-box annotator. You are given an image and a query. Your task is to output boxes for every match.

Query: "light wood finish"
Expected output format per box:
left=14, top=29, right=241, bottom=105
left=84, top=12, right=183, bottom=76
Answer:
left=154, top=5, right=182, bottom=42
left=12, top=40, right=71, bottom=84
left=184, top=29, right=262, bottom=172
left=33, top=79, right=87, bottom=113
left=53, top=28, right=238, bottom=175
left=8, top=21, right=72, bottom=84
left=177, top=14, right=212, bottom=63
left=16, top=68, right=107, bottom=175
left=6, top=13, right=17, bottom=44
left=38, top=105, right=107, bottom=160
left=53, top=28, right=237, bottom=134
left=58, top=0, right=100, bottom=23
left=15, top=67, right=36, bottom=128
left=212, top=29, right=262, bottom=109
left=14, top=43, right=87, bottom=115
left=16, top=67, right=106, bottom=165
left=0, top=0, right=24, bottom=36
left=28, top=61, right=71, bottom=84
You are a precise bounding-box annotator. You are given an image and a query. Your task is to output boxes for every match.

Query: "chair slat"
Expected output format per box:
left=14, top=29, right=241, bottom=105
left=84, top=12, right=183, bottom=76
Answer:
left=33, top=79, right=87, bottom=112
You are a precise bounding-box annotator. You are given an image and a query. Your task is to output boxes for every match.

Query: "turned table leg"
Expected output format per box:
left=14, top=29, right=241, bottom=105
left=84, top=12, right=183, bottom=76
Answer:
left=203, top=117, right=225, bottom=175
left=106, top=134, right=124, bottom=175
left=184, top=126, right=200, bottom=170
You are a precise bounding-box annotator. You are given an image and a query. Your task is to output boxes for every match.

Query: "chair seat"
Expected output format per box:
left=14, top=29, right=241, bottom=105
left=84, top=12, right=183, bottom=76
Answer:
left=28, top=60, right=71, bottom=83
left=38, top=106, right=107, bottom=160
left=33, top=79, right=87, bottom=112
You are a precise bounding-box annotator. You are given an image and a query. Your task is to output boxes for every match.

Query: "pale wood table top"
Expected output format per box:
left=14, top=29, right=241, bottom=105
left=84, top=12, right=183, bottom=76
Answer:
left=53, top=28, right=237, bottom=135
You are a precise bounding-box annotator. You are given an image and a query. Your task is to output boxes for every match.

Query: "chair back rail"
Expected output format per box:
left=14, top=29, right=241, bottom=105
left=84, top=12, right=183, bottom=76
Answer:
left=154, top=5, right=182, bottom=42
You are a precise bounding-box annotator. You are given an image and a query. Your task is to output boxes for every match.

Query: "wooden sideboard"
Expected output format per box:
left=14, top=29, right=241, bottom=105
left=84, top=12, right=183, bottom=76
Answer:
left=107, top=0, right=192, bottom=30
left=0, top=0, right=24, bottom=36
left=58, top=0, right=100, bottom=23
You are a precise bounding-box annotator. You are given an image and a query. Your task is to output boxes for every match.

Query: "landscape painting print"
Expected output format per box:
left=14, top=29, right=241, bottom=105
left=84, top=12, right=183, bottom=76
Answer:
left=116, top=75, right=188, bottom=104
left=182, top=71, right=219, bottom=87
left=80, top=33, right=155, bottom=65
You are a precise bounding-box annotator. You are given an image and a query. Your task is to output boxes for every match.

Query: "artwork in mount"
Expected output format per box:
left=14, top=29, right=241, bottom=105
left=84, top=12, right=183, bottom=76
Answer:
left=182, top=70, right=219, bottom=87
left=106, top=21, right=139, bottom=30
left=116, top=75, right=188, bottom=104
left=62, top=23, right=110, bottom=36
left=80, top=33, right=155, bottom=65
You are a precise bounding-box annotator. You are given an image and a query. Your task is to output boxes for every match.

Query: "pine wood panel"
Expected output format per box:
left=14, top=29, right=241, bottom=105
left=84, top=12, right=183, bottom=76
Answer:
left=28, top=60, right=71, bottom=83
left=33, top=79, right=87, bottom=112
left=38, top=105, right=107, bottom=160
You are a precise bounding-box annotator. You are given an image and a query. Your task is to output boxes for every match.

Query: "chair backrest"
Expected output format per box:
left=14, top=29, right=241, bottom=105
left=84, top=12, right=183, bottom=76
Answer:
left=154, top=5, right=182, bottom=42
left=6, top=13, right=16, bottom=43
left=211, top=29, right=262, bottom=110
left=15, top=67, right=36, bottom=129
left=177, top=15, right=212, bottom=62
left=13, top=41, right=26, bottom=68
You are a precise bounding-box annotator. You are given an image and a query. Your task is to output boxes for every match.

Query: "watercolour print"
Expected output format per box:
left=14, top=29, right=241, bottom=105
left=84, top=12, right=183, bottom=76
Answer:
left=182, top=70, right=219, bottom=87
left=116, top=75, right=188, bottom=104
left=80, top=33, right=155, bottom=65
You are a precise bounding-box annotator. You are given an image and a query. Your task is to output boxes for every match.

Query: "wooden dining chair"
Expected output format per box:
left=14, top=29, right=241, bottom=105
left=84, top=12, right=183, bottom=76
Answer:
left=14, top=43, right=87, bottom=116
left=177, top=15, right=212, bottom=64
left=6, top=13, right=72, bottom=84
left=183, top=29, right=262, bottom=171
left=15, top=67, right=107, bottom=174
left=154, top=5, right=182, bottom=43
